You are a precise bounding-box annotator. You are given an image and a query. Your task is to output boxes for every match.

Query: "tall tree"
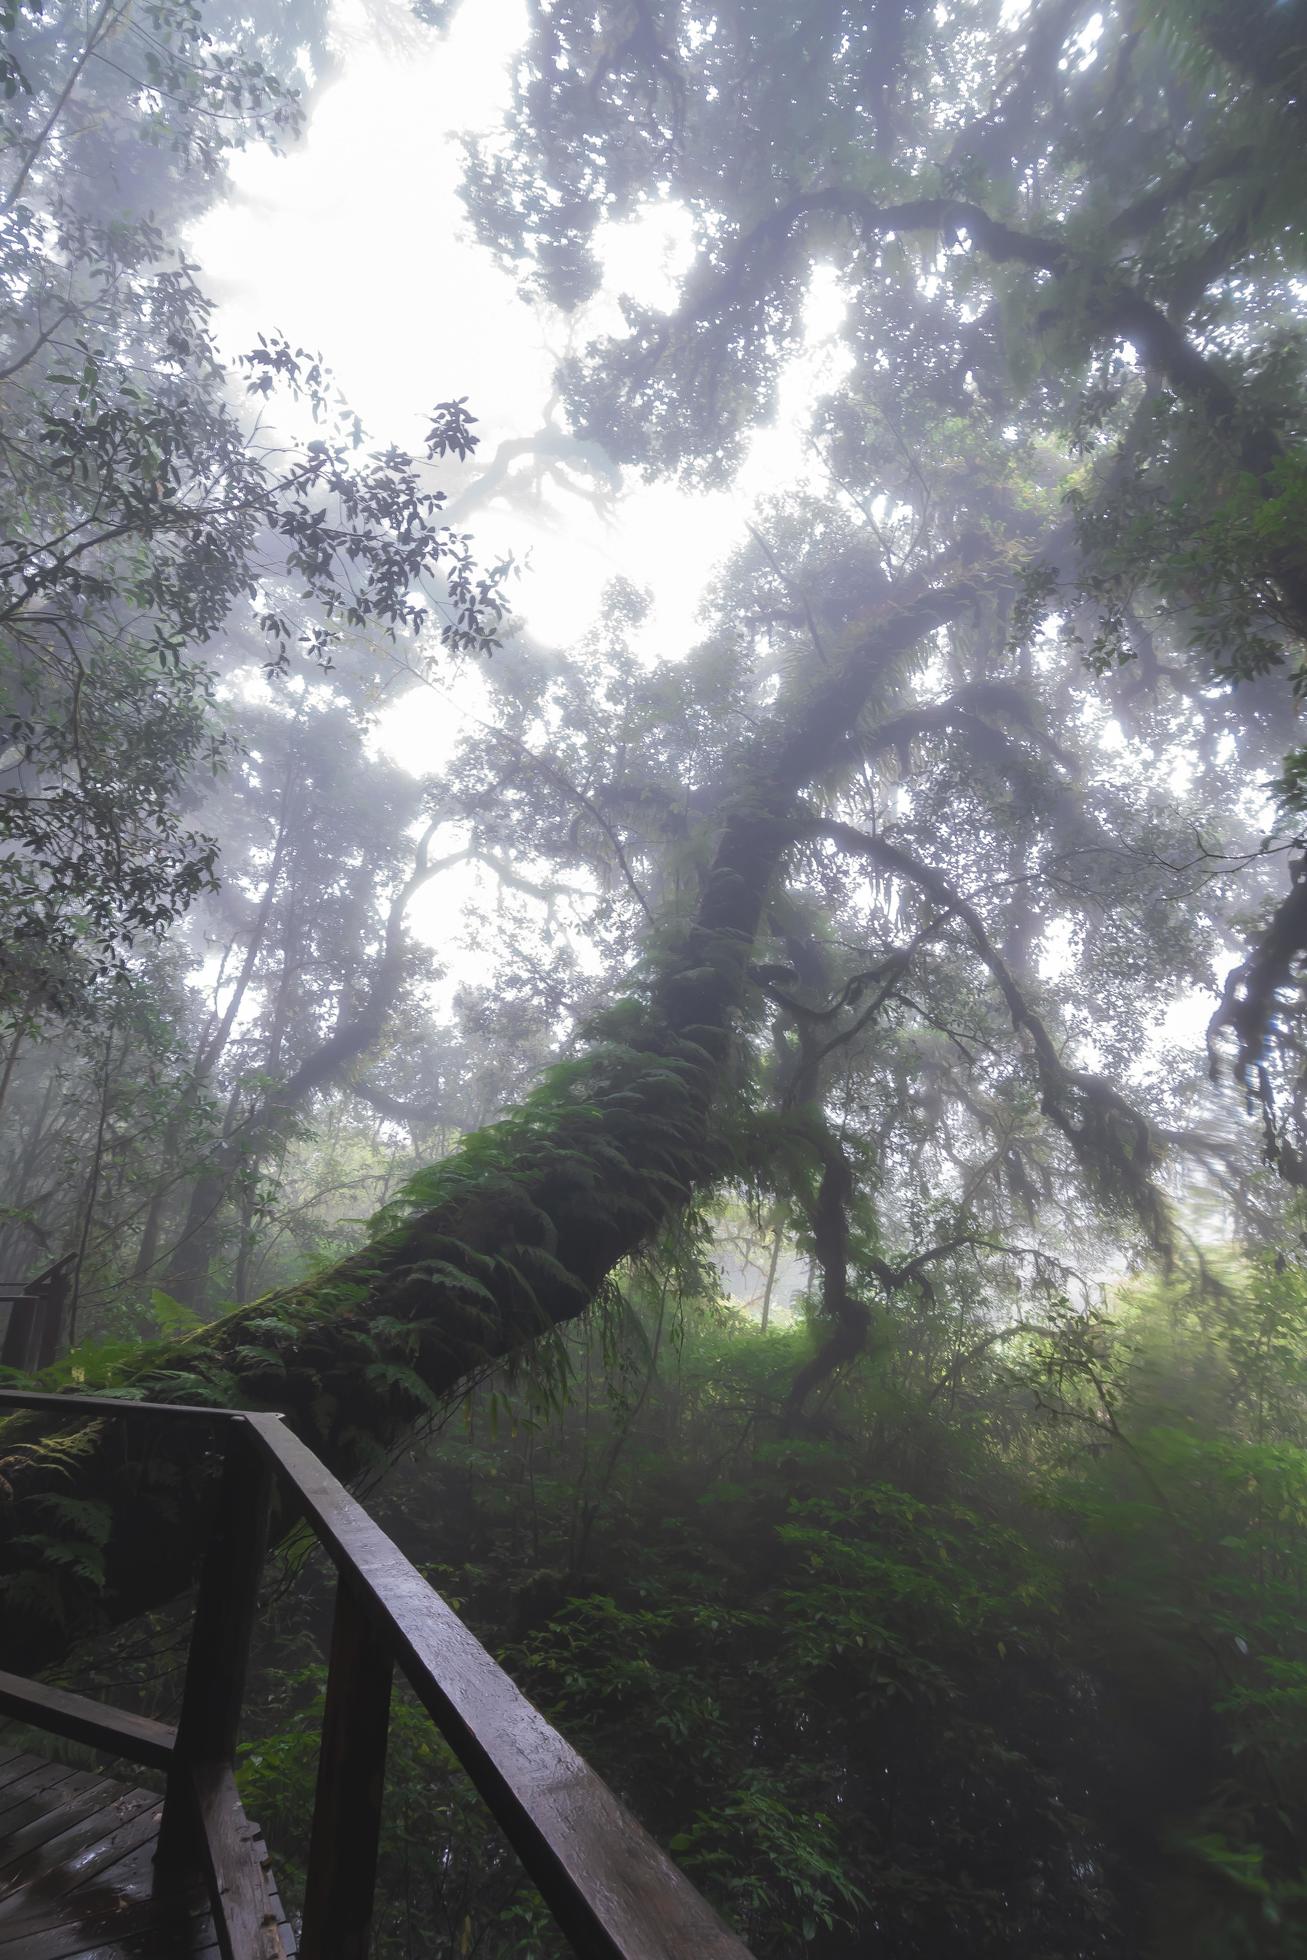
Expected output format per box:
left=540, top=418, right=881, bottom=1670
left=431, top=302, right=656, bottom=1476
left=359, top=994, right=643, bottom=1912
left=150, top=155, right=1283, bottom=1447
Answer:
left=0, top=0, right=512, bottom=1339
left=2, top=0, right=1302, bottom=1664
left=0, top=0, right=507, bottom=1035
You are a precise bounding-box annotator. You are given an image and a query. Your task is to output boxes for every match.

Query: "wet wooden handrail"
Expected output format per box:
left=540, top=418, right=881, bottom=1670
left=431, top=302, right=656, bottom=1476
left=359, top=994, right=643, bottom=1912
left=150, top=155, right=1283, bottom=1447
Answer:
left=0, top=1388, right=753, bottom=1960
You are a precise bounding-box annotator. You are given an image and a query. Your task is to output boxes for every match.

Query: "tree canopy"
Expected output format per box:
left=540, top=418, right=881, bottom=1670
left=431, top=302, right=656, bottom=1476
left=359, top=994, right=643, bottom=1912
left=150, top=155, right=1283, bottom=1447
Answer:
left=1, top=2, right=1306, bottom=1952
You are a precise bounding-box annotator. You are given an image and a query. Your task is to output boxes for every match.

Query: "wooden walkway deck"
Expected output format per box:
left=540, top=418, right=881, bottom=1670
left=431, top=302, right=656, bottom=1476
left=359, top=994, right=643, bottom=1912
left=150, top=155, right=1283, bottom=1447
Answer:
left=0, top=1746, right=295, bottom=1959
left=0, top=1389, right=753, bottom=1959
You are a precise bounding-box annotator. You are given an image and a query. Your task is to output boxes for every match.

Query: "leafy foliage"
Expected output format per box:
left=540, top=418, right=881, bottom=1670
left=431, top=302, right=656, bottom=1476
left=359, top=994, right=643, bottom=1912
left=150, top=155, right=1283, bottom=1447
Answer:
left=221, top=1258, right=1307, bottom=1956
left=5, top=7, right=1307, bottom=1953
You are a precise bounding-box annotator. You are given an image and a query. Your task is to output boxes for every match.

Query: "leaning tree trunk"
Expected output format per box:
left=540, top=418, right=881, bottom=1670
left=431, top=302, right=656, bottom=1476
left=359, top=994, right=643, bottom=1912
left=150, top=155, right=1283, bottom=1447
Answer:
left=0, top=560, right=982, bottom=1669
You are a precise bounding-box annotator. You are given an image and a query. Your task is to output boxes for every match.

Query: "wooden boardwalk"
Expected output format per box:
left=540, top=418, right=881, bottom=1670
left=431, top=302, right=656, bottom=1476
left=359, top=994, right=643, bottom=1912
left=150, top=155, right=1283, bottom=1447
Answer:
left=0, top=1389, right=753, bottom=1959
left=0, top=1746, right=295, bottom=1959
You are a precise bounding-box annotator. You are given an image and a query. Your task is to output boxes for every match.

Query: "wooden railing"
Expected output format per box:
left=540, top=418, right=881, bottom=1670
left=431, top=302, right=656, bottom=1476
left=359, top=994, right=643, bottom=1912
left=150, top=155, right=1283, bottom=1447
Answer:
left=0, top=1284, right=44, bottom=1373
left=0, top=1260, right=72, bottom=1371
left=0, top=1389, right=753, bottom=1960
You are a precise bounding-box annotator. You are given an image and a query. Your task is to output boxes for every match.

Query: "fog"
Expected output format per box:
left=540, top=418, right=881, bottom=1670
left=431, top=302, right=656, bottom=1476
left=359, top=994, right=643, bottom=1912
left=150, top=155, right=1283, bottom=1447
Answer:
left=2, top=0, right=1305, bottom=1951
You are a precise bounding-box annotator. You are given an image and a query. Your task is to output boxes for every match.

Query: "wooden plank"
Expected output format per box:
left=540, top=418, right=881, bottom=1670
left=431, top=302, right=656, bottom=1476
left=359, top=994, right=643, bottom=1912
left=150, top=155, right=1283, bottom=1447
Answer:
left=69, top=1822, right=199, bottom=1903
left=64, top=1909, right=296, bottom=1960
left=0, top=1875, right=187, bottom=1947
left=0, top=1759, right=81, bottom=1830
left=0, top=1754, right=70, bottom=1799
left=0, top=1888, right=208, bottom=1960
left=189, top=1759, right=287, bottom=1960
left=188, top=1848, right=294, bottom=1959
left=299, top=1574, right=393, bottom=1960
left=0, top=1771, right=209, bottom=1956
left=192, top=1923, right=296, bottom=1960
left=0, top=1672, right=175, bottom=1773
left=0, top=1768, right=114, bottom=1845
left=17, top=1937, right=217, bottom=1960
left=241, top=1821, right=295, bottom=1955
left=0, top=1922, right=186, bottom=1959
left=258, top=1828, right=296, bottom=1956
left=0, top=1787, right=158, bottom=1892
left=248, top=1413, right=753, bottom=1960
left=0, top=1760, right=293, bottom=1960
left=0, top=1929, right=194, bottom=1960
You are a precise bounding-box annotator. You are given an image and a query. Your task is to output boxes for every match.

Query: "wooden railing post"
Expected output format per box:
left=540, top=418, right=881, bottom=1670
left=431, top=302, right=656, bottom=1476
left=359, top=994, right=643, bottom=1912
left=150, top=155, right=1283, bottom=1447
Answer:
left=0, top=1258, right=75, bottom=1371
left=157, top=1419, right=273, bottom=1867
left=0, top=1295, right=40, bottom=1372
left=34, top=1259, right=72, bottom=1369
left=299, top=1573, right=394, bottom=1960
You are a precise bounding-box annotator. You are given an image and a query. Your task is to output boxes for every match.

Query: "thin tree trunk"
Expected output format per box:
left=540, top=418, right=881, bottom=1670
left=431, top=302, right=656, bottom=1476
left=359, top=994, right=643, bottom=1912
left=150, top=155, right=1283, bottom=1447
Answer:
left=0, top=1068, right=58, bottom=1270
left=233, top=1190, right=259, bottom=1305
left=154, top=780, right=296, bottom=1302
left=162, top=1084, right=243, bottom=1313
left=759, top=1207, right=785, bottom=1333
left=3, top=0, right=122, bottom=212
left=65, top=1034, right=114, bottom=1350
left=0, top=1022, right=25, bottom=1133
left=131, top=1168, right=176, bottom=1285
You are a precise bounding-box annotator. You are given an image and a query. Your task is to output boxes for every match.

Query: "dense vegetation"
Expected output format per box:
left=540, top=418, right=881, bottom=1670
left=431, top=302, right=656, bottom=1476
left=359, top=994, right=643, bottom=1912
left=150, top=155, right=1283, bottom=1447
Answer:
left=1, top=0, right=1306, bottom=1950
left=221, top=1254, right=1307, bottom=1957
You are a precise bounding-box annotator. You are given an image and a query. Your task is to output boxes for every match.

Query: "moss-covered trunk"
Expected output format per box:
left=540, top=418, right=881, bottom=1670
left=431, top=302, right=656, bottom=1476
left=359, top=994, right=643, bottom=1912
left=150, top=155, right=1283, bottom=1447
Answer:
left=0, top=566, right=979, bottom=1668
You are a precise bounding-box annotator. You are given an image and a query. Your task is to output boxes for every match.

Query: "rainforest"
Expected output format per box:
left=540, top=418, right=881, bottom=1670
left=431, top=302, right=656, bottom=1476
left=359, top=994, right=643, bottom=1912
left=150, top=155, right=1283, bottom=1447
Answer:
left=1, top=0, right=1306, bottom=1954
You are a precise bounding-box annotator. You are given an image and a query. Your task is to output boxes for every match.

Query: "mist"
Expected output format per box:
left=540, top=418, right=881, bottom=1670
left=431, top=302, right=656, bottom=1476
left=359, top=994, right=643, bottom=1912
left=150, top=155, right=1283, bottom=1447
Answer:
left=1, top=1, right=1305, bottom=1954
